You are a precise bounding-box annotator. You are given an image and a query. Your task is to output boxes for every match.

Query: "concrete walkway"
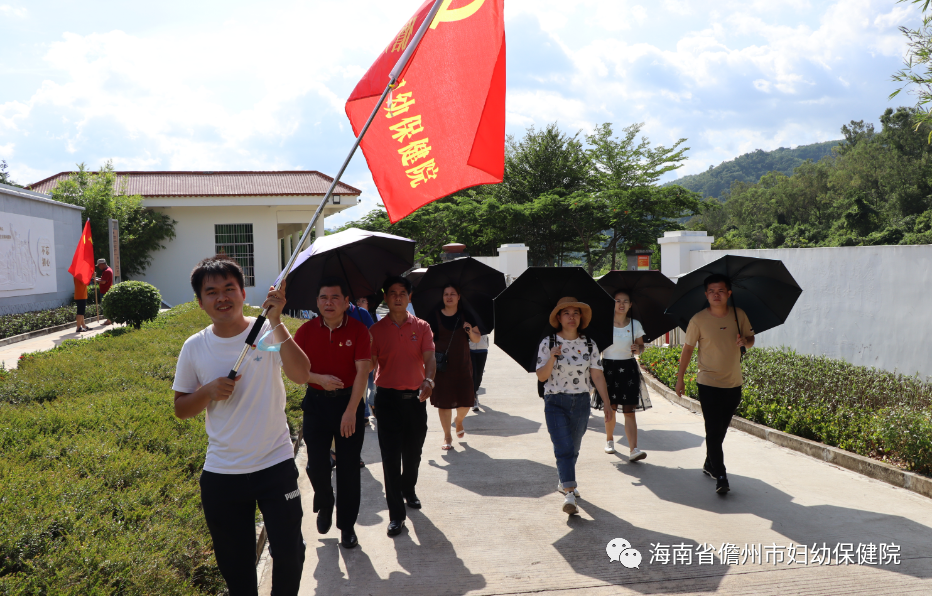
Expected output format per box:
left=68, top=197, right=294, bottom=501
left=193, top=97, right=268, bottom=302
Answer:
left=0, top=320, right=123, bottom=369
left=260, top=343, right=932, bottom=595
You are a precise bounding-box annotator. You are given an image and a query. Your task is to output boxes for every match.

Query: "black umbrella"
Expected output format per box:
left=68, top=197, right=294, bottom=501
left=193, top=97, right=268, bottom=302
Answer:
left=406, top=267, right=428, bottom=289
left=276, top=227, right=415, bottom=314
left=596, top=270, right=681, bottom=342
left=494, top=267, right=615, bottom=373
left=664, top=255, right=803, bottom=348
left=411, top=257, right=506, bottom=335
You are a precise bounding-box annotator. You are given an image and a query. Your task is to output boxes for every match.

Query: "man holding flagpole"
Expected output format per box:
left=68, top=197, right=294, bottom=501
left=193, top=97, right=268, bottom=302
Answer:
left=173, top=255, right=310, bottom=595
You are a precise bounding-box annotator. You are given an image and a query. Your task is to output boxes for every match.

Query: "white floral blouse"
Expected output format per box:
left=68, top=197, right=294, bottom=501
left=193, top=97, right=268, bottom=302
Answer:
left=536, top=336, right=603, bottom=395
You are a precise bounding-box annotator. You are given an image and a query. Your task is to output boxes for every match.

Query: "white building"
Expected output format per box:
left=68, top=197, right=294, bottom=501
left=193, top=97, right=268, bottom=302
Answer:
left=29, top=171, right=360, bottom=307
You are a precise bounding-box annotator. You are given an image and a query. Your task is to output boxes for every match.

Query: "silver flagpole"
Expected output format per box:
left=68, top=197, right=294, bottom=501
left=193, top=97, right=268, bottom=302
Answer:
left=227, top=0, right=445, bottom=379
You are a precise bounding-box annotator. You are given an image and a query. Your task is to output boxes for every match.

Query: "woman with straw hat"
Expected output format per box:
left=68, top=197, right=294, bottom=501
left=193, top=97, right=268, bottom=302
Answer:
left=536, top=296, right=610, bottom=516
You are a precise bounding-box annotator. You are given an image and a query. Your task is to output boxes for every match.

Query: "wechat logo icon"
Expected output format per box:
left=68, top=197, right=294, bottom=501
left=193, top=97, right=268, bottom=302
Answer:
left=606, top=538, right=642, bottom=569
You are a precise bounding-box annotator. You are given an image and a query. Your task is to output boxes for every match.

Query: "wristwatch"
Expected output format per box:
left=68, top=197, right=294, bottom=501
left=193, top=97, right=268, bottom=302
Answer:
left=425, top=378, right=435, bottom=387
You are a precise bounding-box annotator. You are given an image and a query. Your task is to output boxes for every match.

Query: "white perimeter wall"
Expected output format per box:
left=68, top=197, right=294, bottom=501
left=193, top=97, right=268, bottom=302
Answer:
left=687, top=245, right=932, bottom=380
left=139, top=206, right=282, bottom=308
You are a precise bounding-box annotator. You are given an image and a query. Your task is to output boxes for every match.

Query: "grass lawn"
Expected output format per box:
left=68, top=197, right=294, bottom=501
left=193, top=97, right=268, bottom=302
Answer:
left=0, top=303, right=307, bottom=594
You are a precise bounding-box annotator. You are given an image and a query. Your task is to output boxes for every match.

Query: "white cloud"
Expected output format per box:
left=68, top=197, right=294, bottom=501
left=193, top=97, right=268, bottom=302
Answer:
left=0, top=143, right=14, bottom=158
left=0, top=4, right=27, bottom=17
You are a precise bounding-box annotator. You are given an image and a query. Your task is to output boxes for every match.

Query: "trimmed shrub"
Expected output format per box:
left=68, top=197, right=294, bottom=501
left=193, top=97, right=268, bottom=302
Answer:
left=0, top=303, right=102, bottom=339
left=101, top=281, right=162, bottom=329
left=0, top=303, right=306, bottom=593
left=641, top=346, right=932, bottom=474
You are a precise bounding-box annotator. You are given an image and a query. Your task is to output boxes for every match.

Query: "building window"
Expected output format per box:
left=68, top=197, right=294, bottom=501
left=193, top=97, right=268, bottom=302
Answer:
left=215, top=224, right=255, bottom=287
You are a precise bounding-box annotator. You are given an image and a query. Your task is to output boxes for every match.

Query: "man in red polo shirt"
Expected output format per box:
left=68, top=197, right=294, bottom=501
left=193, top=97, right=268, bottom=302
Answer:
left=293, top=276, right=371, bottom=549
left=369, top=275, right=436, bottom=537
left=95, top=258, right=114, bottom=325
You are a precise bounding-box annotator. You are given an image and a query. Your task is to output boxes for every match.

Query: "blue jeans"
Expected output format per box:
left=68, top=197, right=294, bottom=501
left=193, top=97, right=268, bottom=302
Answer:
left=544, top=392, right=591, bottom=489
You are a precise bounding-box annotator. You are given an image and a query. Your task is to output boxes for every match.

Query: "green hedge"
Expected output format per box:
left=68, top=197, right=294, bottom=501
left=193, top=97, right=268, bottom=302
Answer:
left=641, top=346, right=932, bottom=475
left=0, top=303, right=306, bottom=594
left=0, top=303, right=102, bottom=340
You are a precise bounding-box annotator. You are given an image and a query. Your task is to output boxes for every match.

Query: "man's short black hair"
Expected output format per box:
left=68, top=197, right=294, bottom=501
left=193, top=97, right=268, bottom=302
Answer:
left=317, top=276, right=350, bottom=298
left=383, top=275, right=412, bottom=294
left=704, top=273, right=732, bottom=291
left=191, top=255, right=244, bottom=300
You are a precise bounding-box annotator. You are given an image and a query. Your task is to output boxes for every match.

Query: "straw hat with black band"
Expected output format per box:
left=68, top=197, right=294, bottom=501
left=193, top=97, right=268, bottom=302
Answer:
left=549, top=296, right=592, bottom=329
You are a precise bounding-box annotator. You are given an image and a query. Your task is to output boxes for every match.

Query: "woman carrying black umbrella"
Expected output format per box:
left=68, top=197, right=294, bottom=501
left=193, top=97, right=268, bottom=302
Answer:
left=428, top=283, right=481, bottom=450
left=536, top=297, right=610, bottom=516
left=596, top=290, right=651, bottom=461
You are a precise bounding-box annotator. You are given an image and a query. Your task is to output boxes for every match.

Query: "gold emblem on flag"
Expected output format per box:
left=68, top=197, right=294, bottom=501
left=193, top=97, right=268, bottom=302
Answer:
left=431, top=0, right=487, bottom=29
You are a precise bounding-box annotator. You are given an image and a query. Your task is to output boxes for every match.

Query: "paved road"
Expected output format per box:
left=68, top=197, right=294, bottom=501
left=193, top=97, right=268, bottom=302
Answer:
left=260, top=343, right=932, bottom=595
left=0, top=320, right=123, bottom=369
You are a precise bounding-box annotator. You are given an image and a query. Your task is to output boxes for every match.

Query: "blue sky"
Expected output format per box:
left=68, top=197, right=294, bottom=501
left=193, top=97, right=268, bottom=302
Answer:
left=0, top=0, right=921, bottom=227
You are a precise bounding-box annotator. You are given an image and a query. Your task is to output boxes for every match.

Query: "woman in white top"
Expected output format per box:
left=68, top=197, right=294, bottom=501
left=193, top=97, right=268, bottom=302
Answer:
left=597, top=290, right=651, bottom=461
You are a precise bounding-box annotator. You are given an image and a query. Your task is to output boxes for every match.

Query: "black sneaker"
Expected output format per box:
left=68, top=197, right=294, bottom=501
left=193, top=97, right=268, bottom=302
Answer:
left=716, top=475, right=730, bottom=495
left=702, top=462, right=715, bottom=479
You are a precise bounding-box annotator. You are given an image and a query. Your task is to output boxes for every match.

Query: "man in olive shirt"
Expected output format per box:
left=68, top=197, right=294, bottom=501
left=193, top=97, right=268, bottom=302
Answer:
left=675, top=274, right=754, bottom=495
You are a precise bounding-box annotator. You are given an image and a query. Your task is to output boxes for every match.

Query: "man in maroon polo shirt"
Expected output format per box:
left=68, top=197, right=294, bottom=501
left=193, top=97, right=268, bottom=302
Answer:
left=95, top=258, right=114, bottom=325
left=369, top=275, right=436, bottom=537
left=293, top=276, right=371, bottom=549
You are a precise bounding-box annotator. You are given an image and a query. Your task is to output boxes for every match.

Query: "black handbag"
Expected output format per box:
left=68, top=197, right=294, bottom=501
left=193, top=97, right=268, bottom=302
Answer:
left=434, top=314, right=459, bottom=373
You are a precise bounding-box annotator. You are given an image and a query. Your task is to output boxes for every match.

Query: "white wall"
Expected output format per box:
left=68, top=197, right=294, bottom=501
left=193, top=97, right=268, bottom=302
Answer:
left=0, top=184, right=83, bottom=315
left=686, top=245, right=932, bottom=380
left=140, top=206, right=282, bottom=307
left=472, top=244, right=528, bottom=282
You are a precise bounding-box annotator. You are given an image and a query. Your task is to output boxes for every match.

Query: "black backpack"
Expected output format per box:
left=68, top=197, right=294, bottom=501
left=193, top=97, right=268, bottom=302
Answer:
left=537, top=334, right=593, bottom=397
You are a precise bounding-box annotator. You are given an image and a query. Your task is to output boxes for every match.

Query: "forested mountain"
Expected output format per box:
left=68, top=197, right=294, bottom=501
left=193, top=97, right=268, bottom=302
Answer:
left=670, top=140, right=841, bottom=199
left=688, top=107, right=932, bottom=249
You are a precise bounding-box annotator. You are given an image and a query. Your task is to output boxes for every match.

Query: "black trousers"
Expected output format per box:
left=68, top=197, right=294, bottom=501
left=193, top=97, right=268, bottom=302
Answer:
left=374, top=387, right=428, bottom=522
left=199, top=458, right=305, bottom=596
left=303, top=388, right=365, bottom=531
left=470, top=351, right=488, bottom=394
left=697, top=383, right=742, bottom=478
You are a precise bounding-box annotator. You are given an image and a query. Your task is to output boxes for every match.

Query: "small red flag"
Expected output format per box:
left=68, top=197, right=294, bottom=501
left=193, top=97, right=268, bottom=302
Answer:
left=346, top=0, right=506, bottom=223
left=68, top=220, right=96, bottom=286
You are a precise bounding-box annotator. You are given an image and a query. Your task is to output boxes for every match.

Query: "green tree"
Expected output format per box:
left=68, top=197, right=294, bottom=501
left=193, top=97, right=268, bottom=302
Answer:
left=891, top=0, right=932, bottom=139
left=585, top=122, right=703, bottom=271
left=0, top=160, right=21, bottom=187
left=687, top=106, right=932, bottom=250
left=50, top=162, right=176, bottom=278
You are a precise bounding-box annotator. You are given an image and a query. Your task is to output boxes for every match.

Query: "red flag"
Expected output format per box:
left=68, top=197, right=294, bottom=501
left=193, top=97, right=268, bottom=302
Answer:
left=68, top=220, right=95, bottom=285
left=346, top=0, right=506, bottom=223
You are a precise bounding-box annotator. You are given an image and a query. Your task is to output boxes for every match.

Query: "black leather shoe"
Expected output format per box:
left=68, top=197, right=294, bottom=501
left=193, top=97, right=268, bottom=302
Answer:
left=716, top=475, right=730, bottom=495
left=317, top=502, right=334, bottom=534
left=341, top=530, right=358, bottom=549
left=404, top=494, right=422, bottom=509
left=387, top=520, right=406, bottom=537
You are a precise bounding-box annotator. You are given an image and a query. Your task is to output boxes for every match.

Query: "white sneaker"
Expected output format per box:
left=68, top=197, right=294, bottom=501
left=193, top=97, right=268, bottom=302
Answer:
left=562, top=493, right=579, bottom=515
left=630, top=447, right=647, bottom=462
left=604, top=440, right=615, bottom=454
left=369, top=416, right=377, bottom=431
left=557, top=483, right=580, bottom=497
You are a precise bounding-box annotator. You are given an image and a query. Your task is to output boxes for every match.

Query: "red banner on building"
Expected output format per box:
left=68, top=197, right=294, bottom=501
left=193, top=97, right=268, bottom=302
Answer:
left=346, top=0, right=506, bottom=223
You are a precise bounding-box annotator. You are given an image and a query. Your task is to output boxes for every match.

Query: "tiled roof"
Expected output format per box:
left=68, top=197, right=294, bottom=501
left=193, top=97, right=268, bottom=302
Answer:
left=28, top=171, right=362, bottom=197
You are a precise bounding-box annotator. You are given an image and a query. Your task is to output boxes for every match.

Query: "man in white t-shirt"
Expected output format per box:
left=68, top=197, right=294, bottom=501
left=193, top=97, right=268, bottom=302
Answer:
left=173, top=255, right=311, bottom=596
